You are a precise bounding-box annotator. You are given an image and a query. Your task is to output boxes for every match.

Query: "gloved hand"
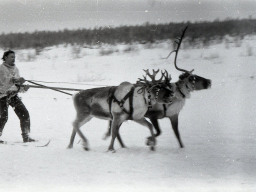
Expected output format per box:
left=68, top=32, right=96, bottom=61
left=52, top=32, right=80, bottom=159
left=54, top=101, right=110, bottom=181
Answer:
left=23, top=85, right=30, bottom=91
left=12, top=77, right=26, bottom=85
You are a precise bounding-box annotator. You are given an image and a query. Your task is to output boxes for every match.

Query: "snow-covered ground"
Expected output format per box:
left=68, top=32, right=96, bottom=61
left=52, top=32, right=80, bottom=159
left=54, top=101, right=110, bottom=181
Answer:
left=0, top=36, right=256, bottom=192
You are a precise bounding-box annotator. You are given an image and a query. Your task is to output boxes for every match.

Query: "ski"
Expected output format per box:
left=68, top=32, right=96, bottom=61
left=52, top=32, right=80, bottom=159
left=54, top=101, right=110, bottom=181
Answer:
left=0, top=139, right=51, bottom=147
left=36, top=140, right=51, bottom=147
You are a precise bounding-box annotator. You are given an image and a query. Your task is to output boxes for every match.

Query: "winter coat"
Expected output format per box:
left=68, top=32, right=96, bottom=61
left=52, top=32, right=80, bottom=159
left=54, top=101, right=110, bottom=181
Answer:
left=0, top=63, right=25, bottom=99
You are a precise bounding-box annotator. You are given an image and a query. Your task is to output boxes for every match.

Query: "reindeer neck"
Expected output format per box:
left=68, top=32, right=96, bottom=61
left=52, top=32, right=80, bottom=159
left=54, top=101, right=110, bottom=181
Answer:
left=175, top=80, right=192, bottom=99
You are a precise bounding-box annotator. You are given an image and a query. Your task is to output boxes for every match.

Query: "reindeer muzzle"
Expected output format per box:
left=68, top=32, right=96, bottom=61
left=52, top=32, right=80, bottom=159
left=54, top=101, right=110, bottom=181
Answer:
left=206, top=79, right=212, bottom=89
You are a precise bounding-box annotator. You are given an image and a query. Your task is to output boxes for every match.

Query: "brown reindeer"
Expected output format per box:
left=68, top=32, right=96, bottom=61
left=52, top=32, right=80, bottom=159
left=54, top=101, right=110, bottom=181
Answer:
left=104, top=26, right=212, bottom=148
left=67, top=70, right=175, bottom=152
left=142, top=26, right=211, bottom=148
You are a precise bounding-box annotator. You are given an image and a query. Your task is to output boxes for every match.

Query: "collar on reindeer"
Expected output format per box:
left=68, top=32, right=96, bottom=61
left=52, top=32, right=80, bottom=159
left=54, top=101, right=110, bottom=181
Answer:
left=177, top=87, right=186, bottom=98
left=147, top=92, right=152, bottom=109
left=147, top=86, right=160, bottom=109
left=176, top=82, right=186, bottom=98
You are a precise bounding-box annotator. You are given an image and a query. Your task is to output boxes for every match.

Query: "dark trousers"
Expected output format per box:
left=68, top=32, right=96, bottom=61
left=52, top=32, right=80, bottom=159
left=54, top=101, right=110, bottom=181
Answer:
left=0, top=95, right=30, bottom=135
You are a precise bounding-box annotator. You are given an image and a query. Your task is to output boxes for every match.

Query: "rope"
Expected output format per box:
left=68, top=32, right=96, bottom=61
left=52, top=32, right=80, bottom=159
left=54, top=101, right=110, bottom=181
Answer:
left=21, top=84, right=83, bottom=92
left=26, top=79, right=109, bottom=87
left=26, top=80, right=73, bottom=96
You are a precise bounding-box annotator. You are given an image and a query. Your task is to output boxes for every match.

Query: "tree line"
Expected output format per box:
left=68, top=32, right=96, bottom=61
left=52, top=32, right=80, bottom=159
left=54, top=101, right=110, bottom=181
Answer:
left=0, top=18, right=256, bottom=50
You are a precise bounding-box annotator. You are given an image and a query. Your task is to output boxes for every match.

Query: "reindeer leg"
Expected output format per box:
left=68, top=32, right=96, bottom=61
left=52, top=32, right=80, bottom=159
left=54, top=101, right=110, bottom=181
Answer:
left=149, top=117, right=161, bottom=137
left=72, top=115, right=92, bottom=151
left=169, top=114, right=184, bottom=148
left=134, top=118, right=156, bottom=151
left=103, top=120, right=112, bottom=140
left=67, top=127, right=77, bottom=149
left=116, top=123, right=126, bottom=148
left=103, top=120, right=126, bottom=148
left=108, top=116, right=124, bottom=152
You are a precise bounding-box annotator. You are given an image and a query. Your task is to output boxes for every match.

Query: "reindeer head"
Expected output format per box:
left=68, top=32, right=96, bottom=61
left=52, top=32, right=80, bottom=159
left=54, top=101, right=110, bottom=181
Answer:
left=167, top=26, right=211, bottom=94
left=179, top=72, right=211, bottom=91
left=136, top=69, right=174, bottom=104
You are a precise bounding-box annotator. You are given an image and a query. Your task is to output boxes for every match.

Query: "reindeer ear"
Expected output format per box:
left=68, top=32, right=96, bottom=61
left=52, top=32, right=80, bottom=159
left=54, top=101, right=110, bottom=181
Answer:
left=179, top=74, right=184, bottom=80
left=179, top=72, right=190, bottom=80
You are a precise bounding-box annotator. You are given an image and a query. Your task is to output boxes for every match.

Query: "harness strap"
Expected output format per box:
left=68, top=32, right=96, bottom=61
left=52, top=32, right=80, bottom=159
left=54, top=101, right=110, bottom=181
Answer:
left=108, top=86, right=117, bottom=119
left=176, top=83, right=186, bottom=98
left=163, top=104, right=167, bottom=117
left=129, top=87, right=134, bottom=119
left=147, top=91, right=152, bottom=109
left=111, top=87, right=135, bottom=119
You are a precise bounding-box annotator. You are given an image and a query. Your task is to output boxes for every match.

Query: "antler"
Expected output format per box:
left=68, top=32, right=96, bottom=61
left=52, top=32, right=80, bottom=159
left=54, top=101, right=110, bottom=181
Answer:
left=165, top=26, right=193, bottom=73
left=137, top=69, right=171, bottom=88
left=162, top=70, right=172, bottom=83
left=144, top=69, right=160, bottom=82
left=137, top=69, right=163, bottom=85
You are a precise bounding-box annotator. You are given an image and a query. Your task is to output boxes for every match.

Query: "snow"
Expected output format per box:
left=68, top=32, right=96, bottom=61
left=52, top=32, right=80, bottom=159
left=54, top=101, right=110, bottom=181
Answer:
left=0, top=38, right=256, bottom=192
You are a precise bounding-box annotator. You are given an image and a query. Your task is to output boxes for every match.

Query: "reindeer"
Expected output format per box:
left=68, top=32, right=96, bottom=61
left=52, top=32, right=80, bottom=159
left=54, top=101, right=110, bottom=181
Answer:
left=104, top=26, right=212, bottom=148
left=67, top=70, right=175, bottom=152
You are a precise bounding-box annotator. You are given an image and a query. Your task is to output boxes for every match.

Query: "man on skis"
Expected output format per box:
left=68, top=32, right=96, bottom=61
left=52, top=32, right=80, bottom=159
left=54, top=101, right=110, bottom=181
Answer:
left=0, top=50, right=35, bottom=143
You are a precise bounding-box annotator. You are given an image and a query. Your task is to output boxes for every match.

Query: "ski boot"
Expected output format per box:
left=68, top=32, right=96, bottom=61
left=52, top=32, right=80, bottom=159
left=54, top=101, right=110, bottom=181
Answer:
left=0, top=132, right=4, bottom=143
left=22, top=133, right=36, bottom=143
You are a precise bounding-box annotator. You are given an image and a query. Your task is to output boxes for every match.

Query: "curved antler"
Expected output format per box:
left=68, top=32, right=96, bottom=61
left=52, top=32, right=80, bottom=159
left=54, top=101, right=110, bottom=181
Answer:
left=166, top=26, right=193, bottom=73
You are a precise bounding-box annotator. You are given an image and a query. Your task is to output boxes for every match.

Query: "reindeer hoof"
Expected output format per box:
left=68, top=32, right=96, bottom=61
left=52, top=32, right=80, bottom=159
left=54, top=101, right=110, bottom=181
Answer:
left=146, top=137, right=156, bottom=146
left=83, top=147, right=90, bottom=151
left=108, top=148, right=116, bottom=153
left=150, top=146, right=155, bottom=151
left=67, top=144, right=73, bottom=149
left=82, top=141, right=89, bottom=151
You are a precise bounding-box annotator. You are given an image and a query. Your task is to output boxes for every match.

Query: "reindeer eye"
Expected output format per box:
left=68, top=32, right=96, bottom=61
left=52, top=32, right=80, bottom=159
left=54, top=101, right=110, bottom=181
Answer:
left=189, top=76, right=196, bottom=82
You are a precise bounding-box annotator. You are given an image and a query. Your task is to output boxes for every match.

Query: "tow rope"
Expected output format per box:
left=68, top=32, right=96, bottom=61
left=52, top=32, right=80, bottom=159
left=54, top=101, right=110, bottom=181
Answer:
left=24, top=80, right=79, bottom=96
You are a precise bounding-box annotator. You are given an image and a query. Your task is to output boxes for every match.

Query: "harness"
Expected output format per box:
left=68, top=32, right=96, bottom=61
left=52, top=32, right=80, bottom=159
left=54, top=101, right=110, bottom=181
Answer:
left=108, top=84, right=162, bottom=119
left=147, top=90, right=153, bottom=109
left=176, top=82, right=186, bottom=98
left=108, top=86, right=135, bottom=120
left=163, top=104, right=167, bottom=117
left=140, top=85, right=161, bottom=110
left=176, top=75, right=196, bottom=98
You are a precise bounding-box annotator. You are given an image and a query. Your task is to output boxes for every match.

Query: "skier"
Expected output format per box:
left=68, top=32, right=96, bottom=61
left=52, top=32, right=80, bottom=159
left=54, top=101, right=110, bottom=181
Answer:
left=0, top=50, right=35, bottom=143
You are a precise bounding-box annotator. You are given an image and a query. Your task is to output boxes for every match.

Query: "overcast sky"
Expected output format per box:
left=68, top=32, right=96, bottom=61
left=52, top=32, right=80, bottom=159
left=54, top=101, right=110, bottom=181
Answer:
left=0, top=0, right=256, bottom=34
